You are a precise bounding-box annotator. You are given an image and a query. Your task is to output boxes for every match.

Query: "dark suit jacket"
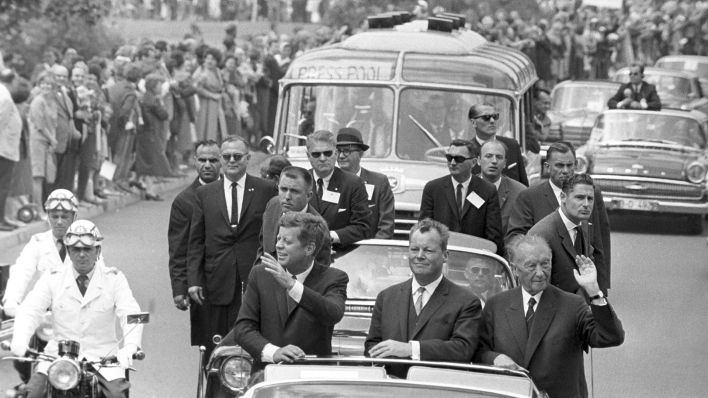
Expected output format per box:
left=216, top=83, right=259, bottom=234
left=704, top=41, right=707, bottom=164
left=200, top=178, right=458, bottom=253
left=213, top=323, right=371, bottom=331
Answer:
left=309, top=167, right=372, bottom=252
left=472, top=136, right=529, bottom=186
left=505, top=181, right=611, bottom=291
left=528, top=210, right=594, bottom=294
left=364, top=277, right=482, bottom=362
left=476, top=286, right=624, bottom=398
left=187, top=174, right=278, bottom=305
left=359, top=167, right=395, bottom=239
left=168, top=178, right=201, bottom=298
left=256, top=197, right=332, bottom=265
left=497, top=176, right=526, bottom=236
left=420, top=175, right=504, bottom=254
left=229, top=262, right=348, bottom=371
left=607, top=81, right=662, bottom=111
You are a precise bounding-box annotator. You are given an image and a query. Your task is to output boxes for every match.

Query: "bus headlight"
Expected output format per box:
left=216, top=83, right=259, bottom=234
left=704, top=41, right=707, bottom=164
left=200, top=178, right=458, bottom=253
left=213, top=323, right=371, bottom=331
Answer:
left=686, top=161, right=706, bottom=183
left=220, top=355, right=252, bottom=392
left=47, top=358, right=80, bottom=390
left=575, top=155, right=589, bottom=174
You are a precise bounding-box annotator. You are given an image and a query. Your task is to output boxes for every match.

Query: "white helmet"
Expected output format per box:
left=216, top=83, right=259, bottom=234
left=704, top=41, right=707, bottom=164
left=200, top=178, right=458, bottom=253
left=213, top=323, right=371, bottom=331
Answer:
left=45, top=189, right=79, bottom=213
left=63, top=220, right=103, bottom=248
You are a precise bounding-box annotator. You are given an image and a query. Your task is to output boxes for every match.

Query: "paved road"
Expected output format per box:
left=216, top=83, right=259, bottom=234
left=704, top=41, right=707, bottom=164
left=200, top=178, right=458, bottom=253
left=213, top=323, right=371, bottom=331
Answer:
left=2, top=191, right=707, bottom=396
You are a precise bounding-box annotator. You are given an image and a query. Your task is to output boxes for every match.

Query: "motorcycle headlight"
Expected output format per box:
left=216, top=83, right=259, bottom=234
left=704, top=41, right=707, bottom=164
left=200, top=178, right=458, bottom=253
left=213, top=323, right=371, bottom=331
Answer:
left=686, top=161, right=706, bottom=184
left=47, top=357, right=80, bottom=391
left=575, top=155, right=589, bottom=174
left=220, top=355, right=252, bottom=392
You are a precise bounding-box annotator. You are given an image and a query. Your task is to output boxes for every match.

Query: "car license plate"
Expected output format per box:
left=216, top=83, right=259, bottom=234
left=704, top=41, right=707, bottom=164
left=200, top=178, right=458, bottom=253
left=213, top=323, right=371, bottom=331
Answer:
left=614, top=199, right=656, bottom=211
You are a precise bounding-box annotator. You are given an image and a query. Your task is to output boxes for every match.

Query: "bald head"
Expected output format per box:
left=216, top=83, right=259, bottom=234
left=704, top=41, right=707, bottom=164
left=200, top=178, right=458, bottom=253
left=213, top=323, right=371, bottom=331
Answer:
left=479, top=140, right=508, bottom=183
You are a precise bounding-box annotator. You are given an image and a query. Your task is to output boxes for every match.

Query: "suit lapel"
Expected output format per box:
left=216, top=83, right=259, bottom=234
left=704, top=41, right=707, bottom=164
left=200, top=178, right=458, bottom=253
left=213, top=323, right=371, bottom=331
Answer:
left=555, top=212, right=578, bottom=259
left=542, top=182, right=559, bottom=213
left=216, top=181, right=230, bottom=225
left=239, top=175, right=255, bottom=226
left=443, top=178, right=461, bottom=220
left=81, top=267, right=104, bottom=307
left=523, top=287, right=558, bottom=367
left=411, top=278, right=449, bottom=338
left=397, top=282, right=413, bottom=340
left=498, top=178, right=510, bottom=208
left=503, top=289, right=528, bottom=360
left=460, top=178, right=479, bottom=219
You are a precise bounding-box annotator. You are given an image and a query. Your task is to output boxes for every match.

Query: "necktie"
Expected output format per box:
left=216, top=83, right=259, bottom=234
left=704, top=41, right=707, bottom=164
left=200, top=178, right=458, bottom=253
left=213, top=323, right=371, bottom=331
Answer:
left=574, top=226, right=585, bottom=256
left=414, top=287, right=426, bottom=316
left=525, top=297, right=536, bottom=330
left=230, top=182, right=239, bottom=226
left=456, top=183, right=464, bottom=214
left=76, top=274, right=89, bottom=296
left=287, top=274, right=298, bottom=313
left=57, top=240, right=66, bottom=262
left=316, top=178, right=324, bottom=200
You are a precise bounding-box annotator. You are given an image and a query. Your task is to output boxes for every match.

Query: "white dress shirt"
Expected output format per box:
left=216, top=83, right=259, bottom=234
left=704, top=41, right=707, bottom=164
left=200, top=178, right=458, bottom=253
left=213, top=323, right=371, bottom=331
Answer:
left=549, top=180, right=563, bottom=206
left=521, top=288, right=543, bottom=315
left=223, top=173, right=247, bottom=224
left=450, top=175, right=472, bottom=201
left=409, top=274, right=444, bottom=360
left=558, top=208, right=581, bottom=244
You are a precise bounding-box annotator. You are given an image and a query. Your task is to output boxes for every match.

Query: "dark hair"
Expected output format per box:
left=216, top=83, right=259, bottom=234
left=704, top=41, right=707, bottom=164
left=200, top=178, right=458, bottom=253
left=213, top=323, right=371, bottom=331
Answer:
left=87, top=63, right=103, bottom=81
left=561, top=173, right=594, bottom=194
left=629, top=62, right=645, bottom=75
left=204, top=47, right=223, bottom=65
left=278, top=212, right=329, bottom=254
left=481, top=139, right=508, bottom=158
left=222, top=54, right=238, bottom=67
left=135, top=45, right=155, bottom=61
left=194, top=139, right=220, bottom=152
left=280, top=166, right=313, bottom=190
left=166, top=50, right=185, bottom=73
left=124, top=63, right=142, bottom=83
left=506, top=234, right=551, bottom=265
left=144, top=73, right=165, bottom=93
left=450, top=139, right=479, bottom=158
left=266, top=155, right=292, bottom=180
left=223, top=38, right=235, bottom=50
left=534, top=87, right=550, bottom=99
left=155, top=40, right=168, bottom=52
left=410, top=218, right=450, bottom=251
left=468, top=103, right=495, bottom=119
left=545, top=141, right=576, bottom=162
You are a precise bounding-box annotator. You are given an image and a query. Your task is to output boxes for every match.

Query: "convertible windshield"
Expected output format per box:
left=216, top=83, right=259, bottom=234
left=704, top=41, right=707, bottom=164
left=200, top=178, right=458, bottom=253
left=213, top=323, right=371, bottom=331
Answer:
left=551, top=85, right=618, bottom=114
left=333, top=244, right=513, bottom=301
left=250, top=381, right=502, bottom=398
left=396, top=89, right=513, bottom=161
left=591, top=113, right=707, bottom=149
left=615, top=71, right=695, bottom=100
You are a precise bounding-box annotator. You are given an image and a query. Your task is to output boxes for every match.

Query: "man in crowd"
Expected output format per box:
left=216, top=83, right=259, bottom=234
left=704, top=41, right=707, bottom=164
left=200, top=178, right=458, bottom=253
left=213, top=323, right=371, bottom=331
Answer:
left=11, top=220, right=143, bottom=398
left=257, top=166, right=332, bottom=265
left=608, top=63, right=661, bottom=111
left=336, top=127, right=395, bottom=239
left=463, top=258, right=501, bottom=308
left=229, top=212, right=348, bottom=372
left=476, top=235, right=624, bottom=398
left=478, top=140, right=526, bottom=237
left=468, top=103, right=528, bottom=186
left=365, top=219, right=481, bottom=367
left=420, top=139, right=503, bottom=254
left=529, top=174, right=599, bottom=297
left=0, top=67, right=23, bottom=231
left=187, top=136, right=277, bottom=358
left=50, top=64, right=81, bottom=193
left=167, top=140, right=221, bottom=354
left=306, top=130, right=371, bottom=254
left=506, top=142, right=611, bottom=293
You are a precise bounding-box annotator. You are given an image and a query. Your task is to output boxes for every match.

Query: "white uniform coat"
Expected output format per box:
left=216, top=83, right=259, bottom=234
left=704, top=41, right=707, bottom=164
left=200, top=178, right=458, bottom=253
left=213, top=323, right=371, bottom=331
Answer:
left=11, top=262, right=143, bottom=380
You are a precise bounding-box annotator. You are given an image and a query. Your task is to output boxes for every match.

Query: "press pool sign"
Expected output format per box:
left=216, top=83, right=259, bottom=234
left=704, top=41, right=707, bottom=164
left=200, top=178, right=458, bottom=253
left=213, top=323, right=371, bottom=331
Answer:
left=583, top=0, right=622, bottom=9
left=288, top=60, right=395, bottom=81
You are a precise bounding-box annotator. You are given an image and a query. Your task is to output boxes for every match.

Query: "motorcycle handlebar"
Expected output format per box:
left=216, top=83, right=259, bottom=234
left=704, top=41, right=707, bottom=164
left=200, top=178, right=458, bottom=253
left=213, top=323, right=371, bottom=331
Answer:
left=101, top=350, right=145, bottom=364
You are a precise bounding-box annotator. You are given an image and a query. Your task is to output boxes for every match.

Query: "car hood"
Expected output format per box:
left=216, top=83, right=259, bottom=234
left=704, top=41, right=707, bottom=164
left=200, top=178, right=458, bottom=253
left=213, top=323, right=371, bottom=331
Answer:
left=589, top=144, right=696, bottom=179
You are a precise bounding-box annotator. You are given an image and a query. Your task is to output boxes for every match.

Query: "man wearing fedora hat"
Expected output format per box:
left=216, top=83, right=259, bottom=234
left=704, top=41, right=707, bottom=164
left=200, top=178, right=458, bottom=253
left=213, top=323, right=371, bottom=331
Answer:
left=336, top=128, right=395, bottom=239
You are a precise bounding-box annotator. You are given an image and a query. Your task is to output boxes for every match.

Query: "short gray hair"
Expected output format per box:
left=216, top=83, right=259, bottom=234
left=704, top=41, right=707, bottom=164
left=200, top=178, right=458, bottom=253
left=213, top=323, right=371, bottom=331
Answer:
left=410, top=218, right=450, bottom=251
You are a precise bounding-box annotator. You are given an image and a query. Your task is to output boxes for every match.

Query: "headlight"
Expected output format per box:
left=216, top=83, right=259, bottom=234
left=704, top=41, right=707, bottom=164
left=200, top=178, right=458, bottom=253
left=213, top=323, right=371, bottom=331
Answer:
left=47, top=357, right=80, bottom=391
left=575, top=155, right=589, bottom=174
left=686, top=161, right=706, bottom=183
left=220, top=355, right=252, bottom=392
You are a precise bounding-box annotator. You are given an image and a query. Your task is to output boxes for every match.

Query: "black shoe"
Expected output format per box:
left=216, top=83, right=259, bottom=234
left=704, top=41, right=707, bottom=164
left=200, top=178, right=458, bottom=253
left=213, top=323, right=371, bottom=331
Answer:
left=145, top=193, right=164, bottom=201
left=129, top=180, right=147, bottom=191
left=0, top=221, right=19, bottom=231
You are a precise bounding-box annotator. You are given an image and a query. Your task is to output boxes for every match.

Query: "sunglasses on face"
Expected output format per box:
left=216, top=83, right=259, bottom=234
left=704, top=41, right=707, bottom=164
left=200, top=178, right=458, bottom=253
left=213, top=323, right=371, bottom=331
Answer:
left=309, top=150, right=335, bottom=158
left=445, top=154, right=473, bottom=163
left=197, top=157, right=219, bottom=164
left=221, top=153, right=246, bottom=162
left=473, top=113, right=499, bottom=122
left=469, top=266, right=492, bottom=275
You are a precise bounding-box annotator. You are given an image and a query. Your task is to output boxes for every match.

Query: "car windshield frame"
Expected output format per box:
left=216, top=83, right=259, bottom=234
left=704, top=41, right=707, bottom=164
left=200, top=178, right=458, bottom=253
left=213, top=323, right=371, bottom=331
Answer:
left=613, top=70, right=697, bottom=101
left=590, top=111, right=707, bottom=149
left=550, top=84, right=618, bottom=114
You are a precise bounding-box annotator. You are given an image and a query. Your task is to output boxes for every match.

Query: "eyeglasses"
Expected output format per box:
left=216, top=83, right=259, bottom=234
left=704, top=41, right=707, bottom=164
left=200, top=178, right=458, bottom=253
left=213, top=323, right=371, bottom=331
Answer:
left=64, top=233, right=101, bottom=247
left=445, top=154, right=473, bottom=163
left=309, top=150, right=335, bottom=158
left=45, top=198, right=77, bottom=212
left=629, top=72, right=641, bottom=76
left=473, top=113, right=499, bottom=122
left=221, top=153, right=247, bottom=162
left=197, top=157, right=219, bottom=164
left=468, top=267, right=492, bottom=276
left=337, top=147, right=361, bottom=157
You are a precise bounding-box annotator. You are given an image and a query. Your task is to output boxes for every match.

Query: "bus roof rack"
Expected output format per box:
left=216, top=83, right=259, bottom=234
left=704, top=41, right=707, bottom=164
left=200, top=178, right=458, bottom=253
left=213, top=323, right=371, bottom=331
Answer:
left=437, top=12, right=466, bottom=27
left=428, top=17, right=455, bottom=32
left=367, top=15, right=395, bottom=29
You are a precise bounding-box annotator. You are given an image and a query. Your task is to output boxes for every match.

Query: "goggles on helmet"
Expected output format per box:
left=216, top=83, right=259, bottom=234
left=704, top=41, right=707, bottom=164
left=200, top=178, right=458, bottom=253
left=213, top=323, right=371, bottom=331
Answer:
left=64, top=233, right=102, bottom=248
left=45, top=198, right=78, bottom=212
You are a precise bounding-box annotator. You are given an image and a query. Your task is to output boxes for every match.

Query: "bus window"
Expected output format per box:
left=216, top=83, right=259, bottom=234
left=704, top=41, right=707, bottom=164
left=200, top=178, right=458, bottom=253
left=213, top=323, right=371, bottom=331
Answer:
left=279, top=85, right=394, bottom=158
left=396, top=89, right=513, bottom=161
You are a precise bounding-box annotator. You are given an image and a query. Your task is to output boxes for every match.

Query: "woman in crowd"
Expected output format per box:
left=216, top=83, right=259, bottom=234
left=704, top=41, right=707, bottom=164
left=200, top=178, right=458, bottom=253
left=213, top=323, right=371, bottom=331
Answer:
left=194, top=47, right=227, bottom=142
left=221, top=53, right=246, bottom=137
left=167, top=50, right=197, bottom=167
left=28, top=72, right=58, bottom=207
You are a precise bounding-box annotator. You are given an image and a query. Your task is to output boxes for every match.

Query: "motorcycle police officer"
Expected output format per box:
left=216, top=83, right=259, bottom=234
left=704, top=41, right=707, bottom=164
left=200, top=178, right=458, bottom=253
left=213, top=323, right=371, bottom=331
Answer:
left=11, top=220, right=143, bottom=398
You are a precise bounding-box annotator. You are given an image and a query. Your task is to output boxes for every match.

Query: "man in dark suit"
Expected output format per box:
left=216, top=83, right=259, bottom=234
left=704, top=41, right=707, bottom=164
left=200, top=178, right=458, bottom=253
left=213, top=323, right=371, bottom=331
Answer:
left=365, top=219, right=481, bottom=366
left=336, top=127, right=395, bottom=239
left=506, top=142, right=611, bottom=292
left=479, top=140, right=526, bottom=236
left=306, top=130, right=372, bottom=254
left=468, top=103, right=528, bottom=186
left=167, top=140, right=220, bottom=352
left=187, top=136, right=278, bottom=354
left=476, top=235, right=624, bottom=398
left=419, top=139, right=503, bottom=254
left=229, top=212, right=348, bottom=372
left=608, top=63, right=661, bottom=111
left=256, top=166, right=331, bottom=265
left=528, top=174, right=598, bottom=296
left=51, top=64, right=81, bottom=193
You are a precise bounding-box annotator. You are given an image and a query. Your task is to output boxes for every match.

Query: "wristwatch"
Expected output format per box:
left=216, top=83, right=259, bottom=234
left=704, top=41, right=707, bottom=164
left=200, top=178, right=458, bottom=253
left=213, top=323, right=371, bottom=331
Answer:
left=589, top=291, right=604, bottom=300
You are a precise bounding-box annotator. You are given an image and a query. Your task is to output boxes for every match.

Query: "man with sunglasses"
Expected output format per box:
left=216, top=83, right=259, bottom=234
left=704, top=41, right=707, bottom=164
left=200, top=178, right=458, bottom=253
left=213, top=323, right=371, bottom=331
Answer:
left=464, top=259, right=501, bottom=308
left=336, top=127, right=395, bottom=239
left=420, top=139, right=503, bottom=255
left=468, top=103, right=529, bottom=186
left=608, top=63, right=661, bottom=111
left=187, top=136, right=277, bottom=361
left=11, top=220, right=143, bottom=398
left=167, top=140, right=220, bottom=357
left=305, top=130, right=371, bottom=254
